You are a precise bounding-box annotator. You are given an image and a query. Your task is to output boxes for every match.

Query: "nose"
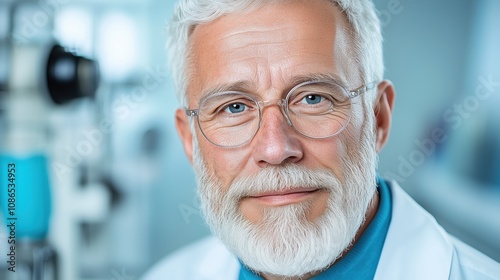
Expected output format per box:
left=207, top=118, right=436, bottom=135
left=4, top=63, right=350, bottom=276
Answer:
left=252, top=105, right=303, bottom=167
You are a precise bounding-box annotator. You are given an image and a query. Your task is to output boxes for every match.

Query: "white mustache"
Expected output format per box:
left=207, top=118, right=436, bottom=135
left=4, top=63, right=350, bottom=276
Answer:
left=224, top=164, right=343, bottom=200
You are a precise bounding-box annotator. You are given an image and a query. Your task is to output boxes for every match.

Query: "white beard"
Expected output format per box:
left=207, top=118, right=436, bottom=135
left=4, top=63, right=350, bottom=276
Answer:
left=192, top=115, right=378, bottom=277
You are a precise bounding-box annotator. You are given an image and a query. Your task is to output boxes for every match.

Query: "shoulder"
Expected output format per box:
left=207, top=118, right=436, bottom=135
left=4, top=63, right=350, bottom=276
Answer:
left=141, top=235, right=240, bottom=280
left=449, top=236, right=500, bottom=280
left=376, top=180, right=500, bottom=280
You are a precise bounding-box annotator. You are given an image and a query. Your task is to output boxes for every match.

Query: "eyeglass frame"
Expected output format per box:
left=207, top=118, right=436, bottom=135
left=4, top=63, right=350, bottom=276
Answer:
left=185, top=80, right=378, bottom=147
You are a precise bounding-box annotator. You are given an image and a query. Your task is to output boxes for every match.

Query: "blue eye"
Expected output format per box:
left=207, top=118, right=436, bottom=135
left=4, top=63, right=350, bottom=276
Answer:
left=302, top=95, right=323, bottom=105
left=225, top=103, right=247, bottom=114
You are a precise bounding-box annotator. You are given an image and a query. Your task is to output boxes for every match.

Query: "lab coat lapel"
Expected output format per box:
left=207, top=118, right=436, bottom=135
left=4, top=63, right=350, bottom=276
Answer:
left=374, top=181, right=453, bottom=280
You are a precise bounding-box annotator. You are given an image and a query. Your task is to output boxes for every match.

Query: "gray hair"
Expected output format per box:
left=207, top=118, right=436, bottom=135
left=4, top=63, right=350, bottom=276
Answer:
left=166, top=0, right=383, bottom=107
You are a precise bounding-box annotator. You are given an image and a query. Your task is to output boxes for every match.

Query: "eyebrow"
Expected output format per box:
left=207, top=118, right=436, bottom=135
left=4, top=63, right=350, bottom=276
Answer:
left=200, top=80, right=255, bottom=101
left=290, top=73, right=346, bottom=88
left=199, top=72, right=346, bottom=101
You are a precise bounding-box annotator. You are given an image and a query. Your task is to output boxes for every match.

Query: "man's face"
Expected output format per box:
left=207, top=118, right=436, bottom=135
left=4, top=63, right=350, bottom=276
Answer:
left=187, top=0, right=365, bottom=221
left=176, top=0, right=386, bottom=277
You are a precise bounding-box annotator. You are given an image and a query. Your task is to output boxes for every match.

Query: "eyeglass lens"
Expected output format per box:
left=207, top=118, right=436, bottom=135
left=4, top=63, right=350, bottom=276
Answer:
left=197, top=81, right=352, bottom=147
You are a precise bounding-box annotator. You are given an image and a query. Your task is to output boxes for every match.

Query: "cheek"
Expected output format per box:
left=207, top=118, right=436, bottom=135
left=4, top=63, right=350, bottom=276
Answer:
left=302, top=108, right=369, bottom=184
left=199, top=139, right=251, bottom=191
left=336, top=107, right=372, bottom=170
left=304, top=138, right=349, bottom=180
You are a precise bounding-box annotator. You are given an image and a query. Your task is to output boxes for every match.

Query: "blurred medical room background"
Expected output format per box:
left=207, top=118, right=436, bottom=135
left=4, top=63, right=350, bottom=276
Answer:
left=0, top=0, right=499, bottom=279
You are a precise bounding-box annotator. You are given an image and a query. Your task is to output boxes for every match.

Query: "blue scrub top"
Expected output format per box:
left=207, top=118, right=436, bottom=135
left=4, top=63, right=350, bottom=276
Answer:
left=239, top=177, right=392, bottom=280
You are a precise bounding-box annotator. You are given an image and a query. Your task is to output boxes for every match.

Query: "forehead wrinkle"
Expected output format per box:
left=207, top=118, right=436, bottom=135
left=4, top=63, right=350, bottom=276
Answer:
left=197, top=56, right=270, bottom=96
left=218, top=24, right=298, bottom=51
left=186, top=0, right=360, bottom=106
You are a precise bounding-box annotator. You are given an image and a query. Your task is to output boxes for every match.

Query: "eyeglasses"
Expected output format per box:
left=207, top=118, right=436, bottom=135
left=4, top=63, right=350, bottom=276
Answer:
left=186, top=80, right=377, bottom=147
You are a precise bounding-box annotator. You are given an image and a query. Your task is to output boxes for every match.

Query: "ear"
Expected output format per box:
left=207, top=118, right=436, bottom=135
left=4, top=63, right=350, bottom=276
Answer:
left=374, top=80, right=395, bottom=152
left=175, top=108, right=194, bottom=164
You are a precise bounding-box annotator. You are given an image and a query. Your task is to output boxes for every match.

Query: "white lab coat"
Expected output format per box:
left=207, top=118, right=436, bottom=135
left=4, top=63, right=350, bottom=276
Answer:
left=142, top=181, right=500, bottom=280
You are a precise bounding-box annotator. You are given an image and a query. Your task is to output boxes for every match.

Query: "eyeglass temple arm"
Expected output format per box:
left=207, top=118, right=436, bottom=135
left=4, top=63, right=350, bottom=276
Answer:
left=348, top=81, right=378, bottom=98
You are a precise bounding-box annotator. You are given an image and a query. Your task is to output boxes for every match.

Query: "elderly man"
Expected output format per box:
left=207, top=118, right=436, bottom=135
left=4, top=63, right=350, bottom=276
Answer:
left=144, top=0, right=500, bottom=279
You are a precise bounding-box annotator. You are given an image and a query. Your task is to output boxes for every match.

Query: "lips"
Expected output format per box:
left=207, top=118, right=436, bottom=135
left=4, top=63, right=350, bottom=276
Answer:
left=246, top=188, right=321, bottom=206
